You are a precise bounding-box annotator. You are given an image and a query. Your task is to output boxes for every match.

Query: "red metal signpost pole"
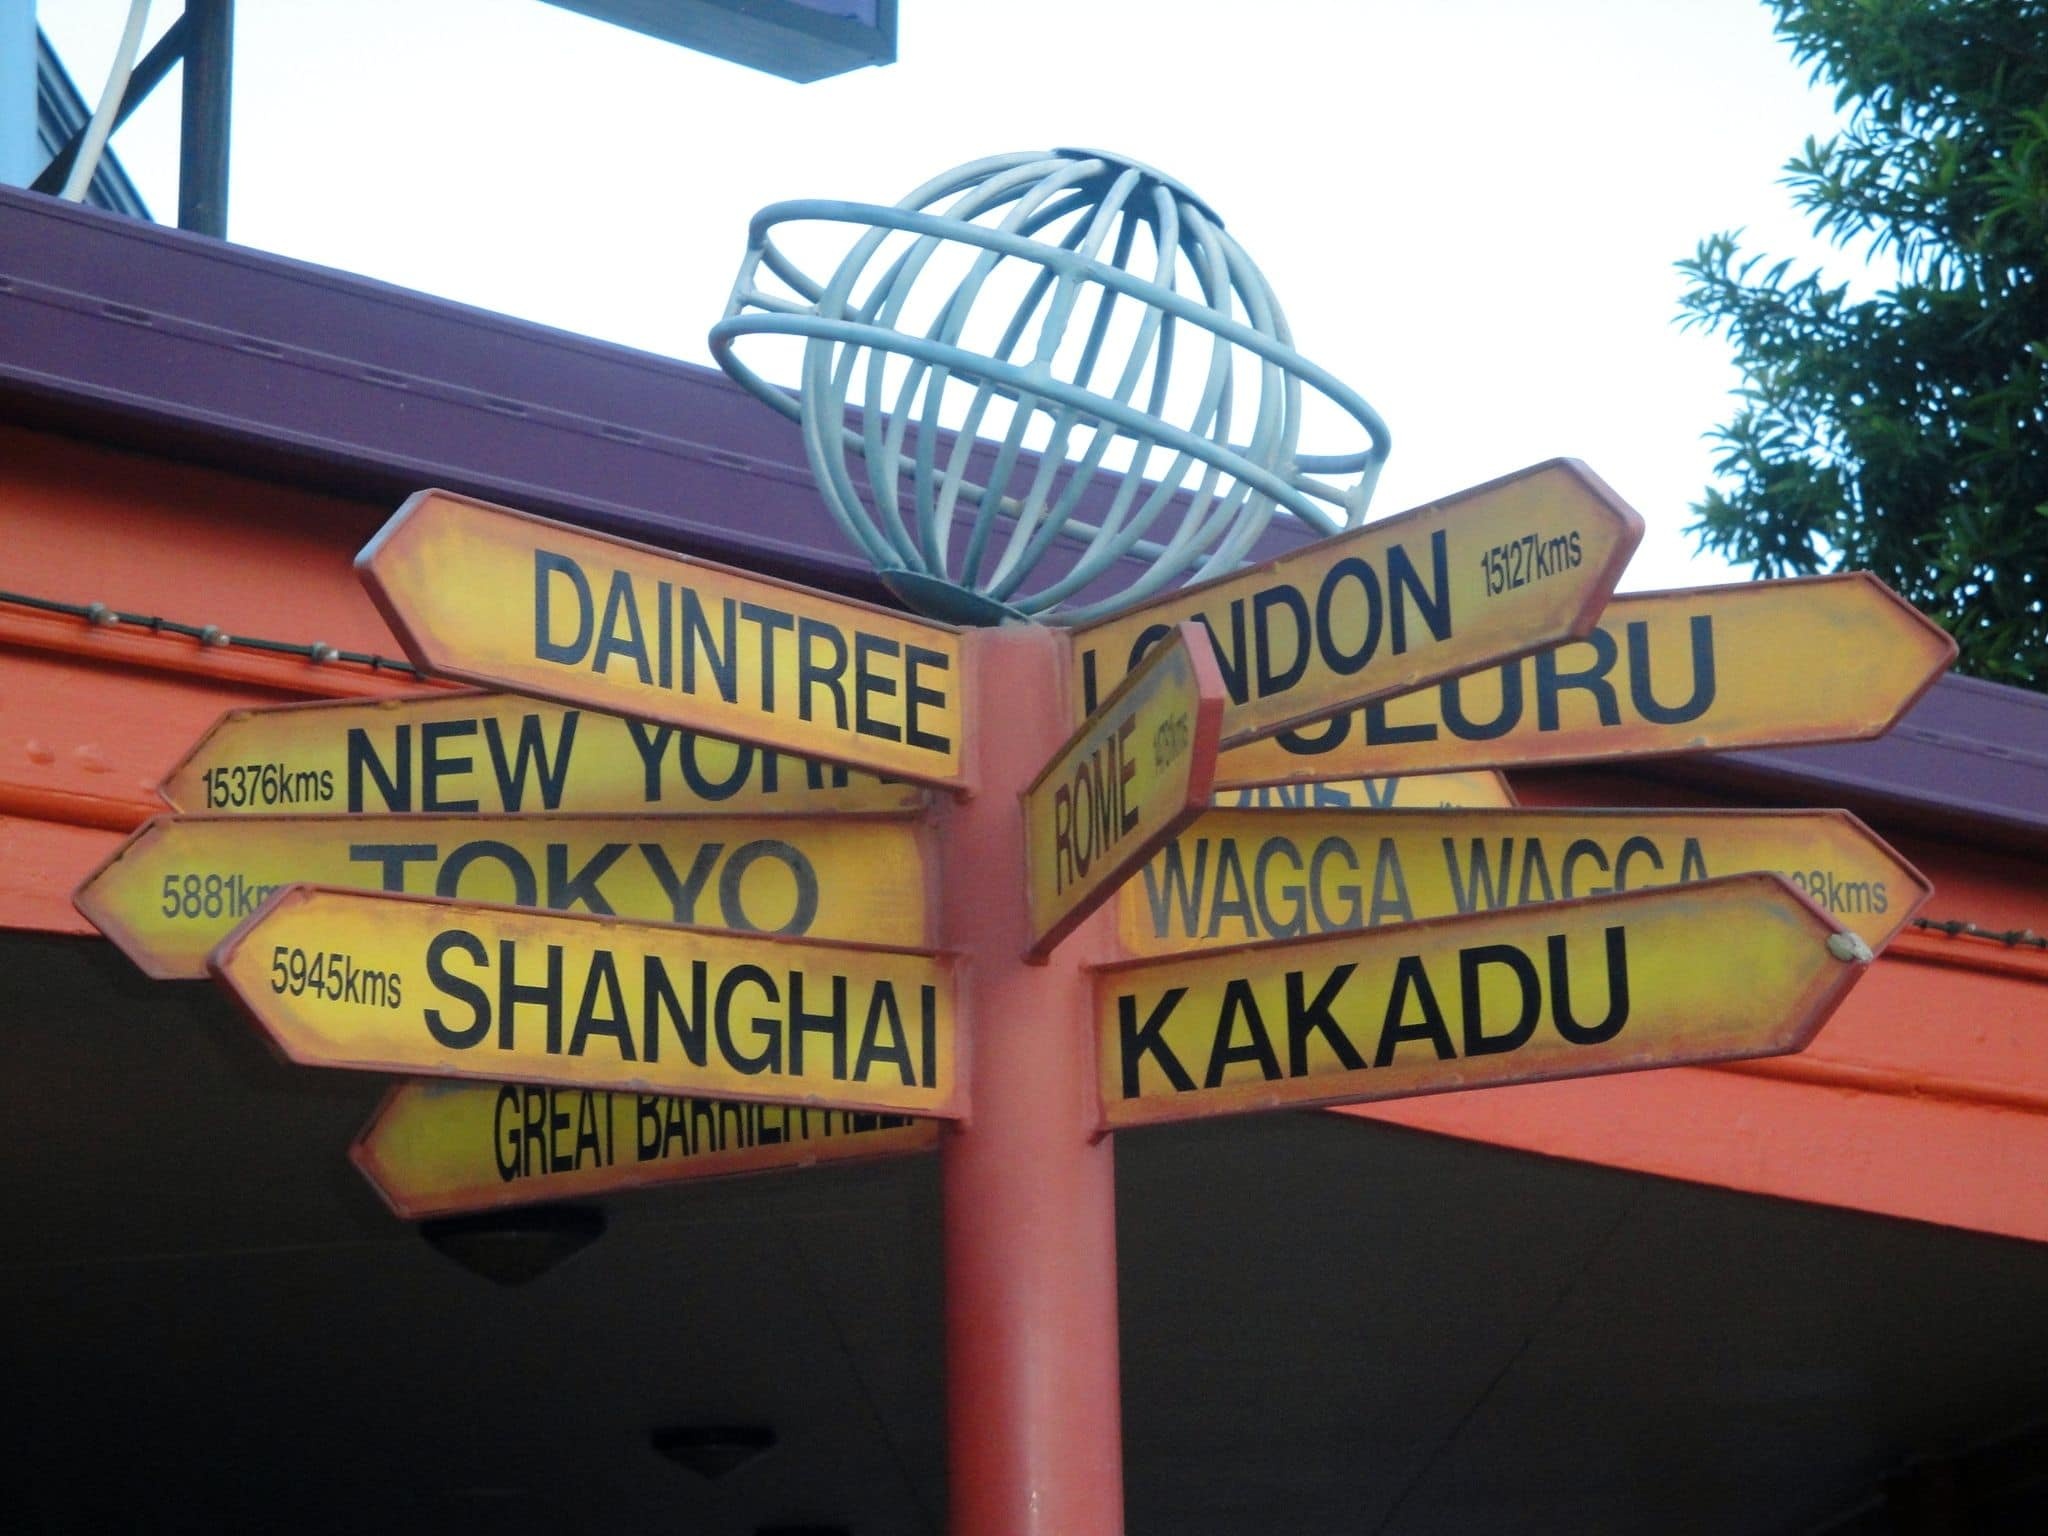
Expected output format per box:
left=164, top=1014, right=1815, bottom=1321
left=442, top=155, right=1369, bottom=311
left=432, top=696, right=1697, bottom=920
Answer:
left=941, top=624, right=1126, bottom=1535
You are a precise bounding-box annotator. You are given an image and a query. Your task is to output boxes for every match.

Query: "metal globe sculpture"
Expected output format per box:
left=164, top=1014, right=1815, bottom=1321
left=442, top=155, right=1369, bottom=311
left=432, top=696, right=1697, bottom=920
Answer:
left=711, top=149, right=1391, bottom=625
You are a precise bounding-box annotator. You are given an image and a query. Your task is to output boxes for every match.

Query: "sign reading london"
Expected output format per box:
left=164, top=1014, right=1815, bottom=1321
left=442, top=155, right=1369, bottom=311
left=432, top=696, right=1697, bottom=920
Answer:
left=161, top=692, right=925, bottom=816
left=215, top=886, right=962, bottom=1118
left=359, top=491, right=967, bottom=787
left=1216, top=572, right=1958, bottom=784
left=1097, top=872, right=1869, bottom=1130
left=1071, top=460, right=1645, bottom=749
left=1022, top=624, right=1224, bottom=958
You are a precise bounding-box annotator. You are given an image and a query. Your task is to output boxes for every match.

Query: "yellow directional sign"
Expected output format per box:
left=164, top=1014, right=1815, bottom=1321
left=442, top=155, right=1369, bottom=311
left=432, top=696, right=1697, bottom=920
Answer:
left=1211, top=771, right=1515, bottom=811
left=75, top=813, right=932, bottom=979
left=1118, top=806, right=1930, bottom=958
left=359, top=490, right=968, bottom=787
left=352, top=1080, right=938, bottom=1220
left=1023, top=625, right=1225, bottom=958
left=1070, top=460, right=1643, bottom=749
left=1215, top=572, right=1958, bottom=785
left=1098, top=872, right=1868, bottom=1130
left=159, top=692, right=926, bottom=817
left=214, top=887, right=964, bottom=1118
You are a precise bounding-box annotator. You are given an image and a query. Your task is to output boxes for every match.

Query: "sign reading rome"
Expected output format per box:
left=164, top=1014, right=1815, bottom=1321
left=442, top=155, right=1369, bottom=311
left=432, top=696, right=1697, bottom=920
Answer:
left=1097, top=873, right=1868, bottom=1130
left=77, top=812, right=932, bottom=978
left=1022, top=624, right=1224, bottom=957
left=215, top=886, right=962, bottom=1118
left=1071, top=460, right=1644, bottom=748
left=1214, top=572, right=1959, bottom=785
left=359, top=491, right=967, bottom=787
left=353, top=1080, right=938, bottom=1220
left=1118, top=806, right=1929, bottom=958
left=160, top=692, right=925, bottom=817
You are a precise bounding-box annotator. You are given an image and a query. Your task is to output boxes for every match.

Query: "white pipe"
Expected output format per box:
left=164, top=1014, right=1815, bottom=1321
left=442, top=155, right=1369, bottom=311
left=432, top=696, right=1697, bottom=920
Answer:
left=59, top=0, right=150, bottom=202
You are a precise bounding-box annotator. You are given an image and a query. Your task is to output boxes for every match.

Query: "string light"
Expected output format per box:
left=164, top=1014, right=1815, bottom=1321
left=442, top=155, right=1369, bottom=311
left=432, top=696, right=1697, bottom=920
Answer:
left=0, top=589, right=423, bottom=676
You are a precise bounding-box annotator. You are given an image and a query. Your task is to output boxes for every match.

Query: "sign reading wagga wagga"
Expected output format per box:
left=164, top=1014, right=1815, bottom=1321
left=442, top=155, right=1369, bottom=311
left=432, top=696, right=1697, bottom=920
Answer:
left=1022, top=624, right=1225, bottom=958
left=214, top=886, right=962, bottom=1119
left=1214, top=572, right=1960, bottom=786
left=1071, top=459, right=1645, bottom=747
left=159, top=692, right=925, bottom=817
left=1098, top=872, right=1869, bottom=1131
left=353, top=1079, right=938, bottom=1220
left=75, top=812, right=933, bottom=979
left=358, top=491, right=966, bottom=788
left=1118, top=806, right=1930, bottom=959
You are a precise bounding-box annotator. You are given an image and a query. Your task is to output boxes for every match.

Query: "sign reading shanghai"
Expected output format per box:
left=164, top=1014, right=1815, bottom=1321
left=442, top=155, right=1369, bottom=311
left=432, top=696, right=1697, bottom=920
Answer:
left=352, top=1080, right=939, bottom=1220
left=213, top=887, right=963, bottom=1119
left=159, top=692, right=925, bottom=817
left=1116, top=807, right=1930, bottom=959
left=358, top=491, right=968, bottom=788
left=1021, top=624, right=1225, bottom=959
left=1097, top=872, right=1869, bottom=1131
left=1213, top=572, right=1959, bottom=785
left=75, top=812, right=933, bottom=979
left=1069, top=460, right=1644, bottom=749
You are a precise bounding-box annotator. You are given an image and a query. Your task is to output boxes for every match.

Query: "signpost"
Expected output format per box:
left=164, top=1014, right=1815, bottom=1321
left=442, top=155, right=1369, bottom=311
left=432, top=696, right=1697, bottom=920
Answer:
left=1070, top=460, right=1644, bottom=747
left=160, top=691, right=926, bottom=816
left=213, top=886, right=963, bottom=1118
left=1211, top=771, right=1515, bottom=810
left=1022, top=625, right=1224, bottom=958
left=1215, top=573, right=1959, bottom=785
left=352, top=1080, right=938, bottom=1220
left=1118, top=806, right=1930, bottom=958
left=1097, top=872, right=1870, bottom=1131
left=76, top=812, right=933, bottom=978
left=359, top=490, right=969, bottom=787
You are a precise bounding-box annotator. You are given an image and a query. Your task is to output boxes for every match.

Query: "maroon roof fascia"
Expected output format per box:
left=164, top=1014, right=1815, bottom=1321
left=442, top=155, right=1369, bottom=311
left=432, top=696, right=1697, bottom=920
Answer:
left=1, top=184, right=2042, bottom=843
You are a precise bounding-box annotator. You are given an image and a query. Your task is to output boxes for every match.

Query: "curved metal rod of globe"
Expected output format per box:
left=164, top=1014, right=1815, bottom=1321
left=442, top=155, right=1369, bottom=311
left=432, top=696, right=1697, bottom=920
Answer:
left=709, top=149, right=1391, bottom=626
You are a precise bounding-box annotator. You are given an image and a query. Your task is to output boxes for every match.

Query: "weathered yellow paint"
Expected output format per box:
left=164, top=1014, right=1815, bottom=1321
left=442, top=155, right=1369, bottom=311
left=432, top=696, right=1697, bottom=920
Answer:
left=1209, top=771, right=1515, bottom=811
left=1098, top=872, right=1867, bottom=1130
left=159, top=692, right=926, bottom=817
left=352, top=1080, right=938, bottom=1220
left=1070, top=460, right=1643, bottom=749
left=1216, top=573, right=1958, bottom=784
left=1117, top=806, right=1930, bottom=957
left=213, top=886, right=963, bottom=1118
left=359, top=490, right=967, bottom=786
left=76, top=813, right=932, bottom=978
left=1022, top=625, right=1224, bottom=958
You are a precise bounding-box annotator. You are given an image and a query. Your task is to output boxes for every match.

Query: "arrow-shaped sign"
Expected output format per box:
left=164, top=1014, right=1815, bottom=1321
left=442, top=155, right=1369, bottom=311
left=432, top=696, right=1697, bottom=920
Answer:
left=76, top=812, right=933, bottom=979
left=1022, top=624, right=1224, bottom=958
left=1211, top=770, right=1515, bottom=811
left=213, top=886, right=964, bottom=1119
left=1070, top=459, right=1644, bottom=749
left=1214, top=573, right=1957, bottom=786
left=352, top=1081, right=938, bottom=1220
left=160, top=692, right=926, bottom=817
left=359, top=490, right=969, bottom=788
left=1117, top=806, right=1930, bottom=958
left=1097, top=872, right=1868, bottom=1131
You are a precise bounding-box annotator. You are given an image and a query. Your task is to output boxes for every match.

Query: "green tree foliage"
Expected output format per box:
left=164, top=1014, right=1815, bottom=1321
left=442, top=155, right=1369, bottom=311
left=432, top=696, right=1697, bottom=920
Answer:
left=1678, top=0, right=2046, bottom=685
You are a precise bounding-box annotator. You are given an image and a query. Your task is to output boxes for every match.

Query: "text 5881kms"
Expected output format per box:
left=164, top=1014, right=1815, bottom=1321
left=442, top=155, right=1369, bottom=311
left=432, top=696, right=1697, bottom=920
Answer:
left=268, top=946, right=403, bottom=1008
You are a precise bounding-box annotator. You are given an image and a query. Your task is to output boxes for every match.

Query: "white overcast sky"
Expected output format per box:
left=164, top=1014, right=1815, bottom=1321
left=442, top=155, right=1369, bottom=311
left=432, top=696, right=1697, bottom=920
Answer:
left=38, top=0, right=1866, bottom=591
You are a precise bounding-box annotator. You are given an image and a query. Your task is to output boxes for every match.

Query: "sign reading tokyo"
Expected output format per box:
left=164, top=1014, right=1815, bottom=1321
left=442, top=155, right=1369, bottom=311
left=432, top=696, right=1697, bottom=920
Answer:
left=1117, top=807, right=1930, bottom=958
left=1071, top=460, right=1644, bottom=748
left=76, top=813, right=932, bottom=979
left=160, top=693, right=925, bottom=817
left=1022, top=625, right=1224, bottom=958
left=353, top=1080, right=937, bottom=1219
left=359, top=491, right=967, bottom=787
left=1216, top=573, right=1959, bottom=785
left=1098, top=872, right=1868, bottom=1130
left=214, top=887, right=962, bottom=1118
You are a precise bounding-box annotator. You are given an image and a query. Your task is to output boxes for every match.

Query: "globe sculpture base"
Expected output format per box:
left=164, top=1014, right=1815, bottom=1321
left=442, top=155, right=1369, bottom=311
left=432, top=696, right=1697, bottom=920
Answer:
left=881, top=569, right=1032, bottom=628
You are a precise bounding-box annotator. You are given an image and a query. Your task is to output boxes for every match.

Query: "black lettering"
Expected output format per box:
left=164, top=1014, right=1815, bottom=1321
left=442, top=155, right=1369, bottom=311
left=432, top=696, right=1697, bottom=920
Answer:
left=534, top=550, right=594, bottom=665
left=424, top=929, right=490, bottom=1048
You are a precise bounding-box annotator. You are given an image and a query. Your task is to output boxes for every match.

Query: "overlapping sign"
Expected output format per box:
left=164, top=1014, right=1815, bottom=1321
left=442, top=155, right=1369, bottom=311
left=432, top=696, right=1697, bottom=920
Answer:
left=360, top=490, right=969, bottom=787
left=213, top=886, right=963, bottom=1119
left=1097, top=873, right=1870, bottom=1130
